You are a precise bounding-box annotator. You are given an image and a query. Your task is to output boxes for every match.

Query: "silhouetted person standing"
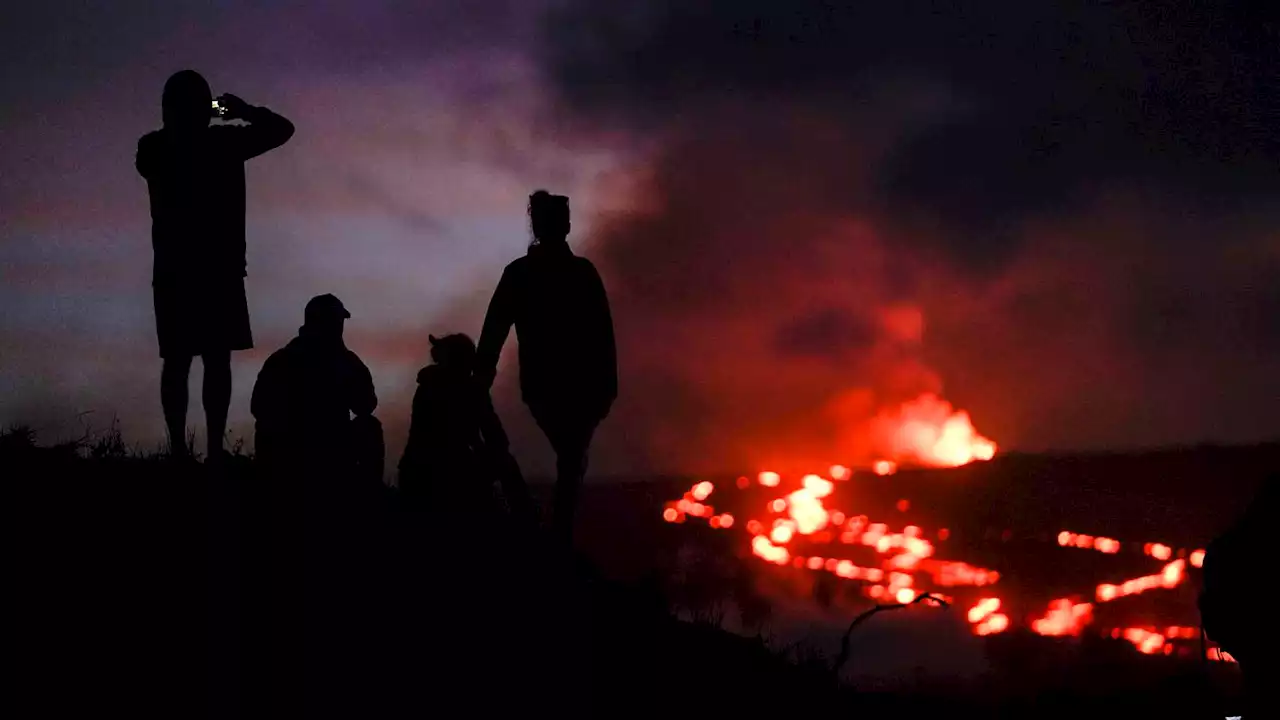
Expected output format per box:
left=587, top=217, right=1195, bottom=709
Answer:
left=477, top=191, right=617, bottom=546
left=251, top=295, right=383, bottom=490
left=136, top=70, right=294, bottom=459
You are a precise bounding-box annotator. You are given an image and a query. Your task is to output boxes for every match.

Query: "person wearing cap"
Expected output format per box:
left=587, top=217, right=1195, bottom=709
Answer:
left=476, top=190, right=617, bottom=546
left=136, top=69, right=294, bottom=459
left=251, top=294, right=381, bottom=486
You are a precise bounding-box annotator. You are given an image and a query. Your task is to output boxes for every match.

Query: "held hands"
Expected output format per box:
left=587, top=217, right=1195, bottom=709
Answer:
left=215, top=93, right=253, bottom=120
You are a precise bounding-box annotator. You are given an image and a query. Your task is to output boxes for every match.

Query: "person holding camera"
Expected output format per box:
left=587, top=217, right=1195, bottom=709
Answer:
left=136, top=70, right=294, bottom=460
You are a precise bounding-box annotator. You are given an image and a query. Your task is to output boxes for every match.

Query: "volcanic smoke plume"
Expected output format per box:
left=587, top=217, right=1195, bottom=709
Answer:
left=563, top=121, right=999, bottom=474
left=524, top=2, right=1280, bottom=475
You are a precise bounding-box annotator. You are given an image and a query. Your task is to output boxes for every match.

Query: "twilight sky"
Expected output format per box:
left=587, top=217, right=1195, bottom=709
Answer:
left=2, top=2, right=1278, bottom=475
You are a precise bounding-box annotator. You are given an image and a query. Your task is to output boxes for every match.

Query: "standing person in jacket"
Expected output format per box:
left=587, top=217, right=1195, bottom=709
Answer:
left=136, top=69, right=294, bottom=459
left=476, top=190, right=617, bottom=546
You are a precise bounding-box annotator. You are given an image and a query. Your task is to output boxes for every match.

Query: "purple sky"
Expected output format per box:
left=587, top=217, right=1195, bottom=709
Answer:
left=3, top=3, right=1278, bottom=475
left=1, top=2, right=619, bottom=472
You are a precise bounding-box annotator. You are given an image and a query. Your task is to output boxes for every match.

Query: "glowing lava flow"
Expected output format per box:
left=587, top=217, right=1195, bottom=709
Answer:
left=662, top=462, right=1225, bottom=658
left=968, top=597, right=1010, bottom=636
left=1095, top=560, right=1186, bottom=603
left=659, top=403, right=1229, bottom=658
left=1030, top=599, right=1094, bottom=636
left=1055, top=530, right=1205, bottom=566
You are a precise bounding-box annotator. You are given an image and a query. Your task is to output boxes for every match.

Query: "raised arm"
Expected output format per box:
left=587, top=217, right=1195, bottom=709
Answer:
left=217, top=93, right=295, bottom=160
left=475, top=265, right=518, bottom=390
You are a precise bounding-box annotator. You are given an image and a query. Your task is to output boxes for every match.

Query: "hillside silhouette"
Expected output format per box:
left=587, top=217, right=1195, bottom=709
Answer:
left=8, top=427, right=1258, bottom=718
left=8, top=430, right=837, bottom=718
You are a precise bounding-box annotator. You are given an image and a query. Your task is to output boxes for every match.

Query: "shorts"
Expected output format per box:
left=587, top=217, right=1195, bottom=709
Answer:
left=154, top=277, right=252, bottom=359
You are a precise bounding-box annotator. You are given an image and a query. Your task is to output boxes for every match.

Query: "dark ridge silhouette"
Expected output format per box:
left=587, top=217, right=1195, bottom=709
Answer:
left=136, top=69, right=294, bottom=459
left=398, top=332, right=534, bottom=524
left=477, top=190, right=617, bottom=546
left=1200, top=478, right=1277, bottom=717
left=7, top=432, right=1250, bottom=718
left=251, top=294, right=383, bottom=490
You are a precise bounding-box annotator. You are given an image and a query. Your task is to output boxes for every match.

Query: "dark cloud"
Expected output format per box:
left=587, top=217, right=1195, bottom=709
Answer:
left=512, top=1, right=1280, bottom=472
left=3, top=1, right=1278, bottom=475
left=538, top=1, right=1279, bottom=266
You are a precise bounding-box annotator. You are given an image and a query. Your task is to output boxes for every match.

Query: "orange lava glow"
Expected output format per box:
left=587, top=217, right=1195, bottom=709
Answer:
left=873, top=393, right=998, bottom=468
left=770, top=522, right=796, bottom=544
left=1144, top=542, right=1173, bottom=561
left=663, top=435, right=1218, bottom=650
left=1207, top=647, right=1238, bottom=663
left=967, top=597, right=1002, bottom=624
left=1031, top=599, right=1094, bottom=637
left=1094, top=560, right=1187, bottom=604
left=976, top=613, right=1010, bottom=636
left=1122, top=628, right=1166, bottom=655
left=1057, top=531, right=1123, bottom=554
left=751, top=534, right=791, bottom=565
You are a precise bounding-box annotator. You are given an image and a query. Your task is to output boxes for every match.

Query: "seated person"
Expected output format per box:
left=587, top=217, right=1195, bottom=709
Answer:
left=251, top=294, right=382, bottom=489
left=399, top=334, right=530, bottom=520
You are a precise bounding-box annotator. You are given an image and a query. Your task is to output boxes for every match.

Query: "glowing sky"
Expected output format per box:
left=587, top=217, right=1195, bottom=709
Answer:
left=2, top=2, right=1278, bottom=474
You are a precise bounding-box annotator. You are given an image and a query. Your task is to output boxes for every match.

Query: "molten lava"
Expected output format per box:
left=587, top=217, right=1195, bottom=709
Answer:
left=661, top=404, right=1227, bottom=660
left=1031, top=599, right=1094, bottom=637
left=872, top=393, right=998, bottom=467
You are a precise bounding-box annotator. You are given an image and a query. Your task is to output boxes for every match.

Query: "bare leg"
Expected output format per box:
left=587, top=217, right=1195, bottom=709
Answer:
left=203, top=351, right=232, bottom=457
left=161, top=355, right=194, bottom=455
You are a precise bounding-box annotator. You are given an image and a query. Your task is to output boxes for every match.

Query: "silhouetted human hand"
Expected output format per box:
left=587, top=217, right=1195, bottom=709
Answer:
left=215, top=93, right=253, bottom=120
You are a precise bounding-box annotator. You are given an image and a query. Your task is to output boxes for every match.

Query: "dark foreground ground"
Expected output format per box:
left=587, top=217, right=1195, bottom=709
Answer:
left=8, top=434, right=1257, bottom=718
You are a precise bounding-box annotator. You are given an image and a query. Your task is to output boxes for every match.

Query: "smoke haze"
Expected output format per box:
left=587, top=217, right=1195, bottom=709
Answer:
left=2, top=2, right=1278, bottom=475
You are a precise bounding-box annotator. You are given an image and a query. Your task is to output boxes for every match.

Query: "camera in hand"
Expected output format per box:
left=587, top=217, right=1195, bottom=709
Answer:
left=211, top=100, right=227, bottom=119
